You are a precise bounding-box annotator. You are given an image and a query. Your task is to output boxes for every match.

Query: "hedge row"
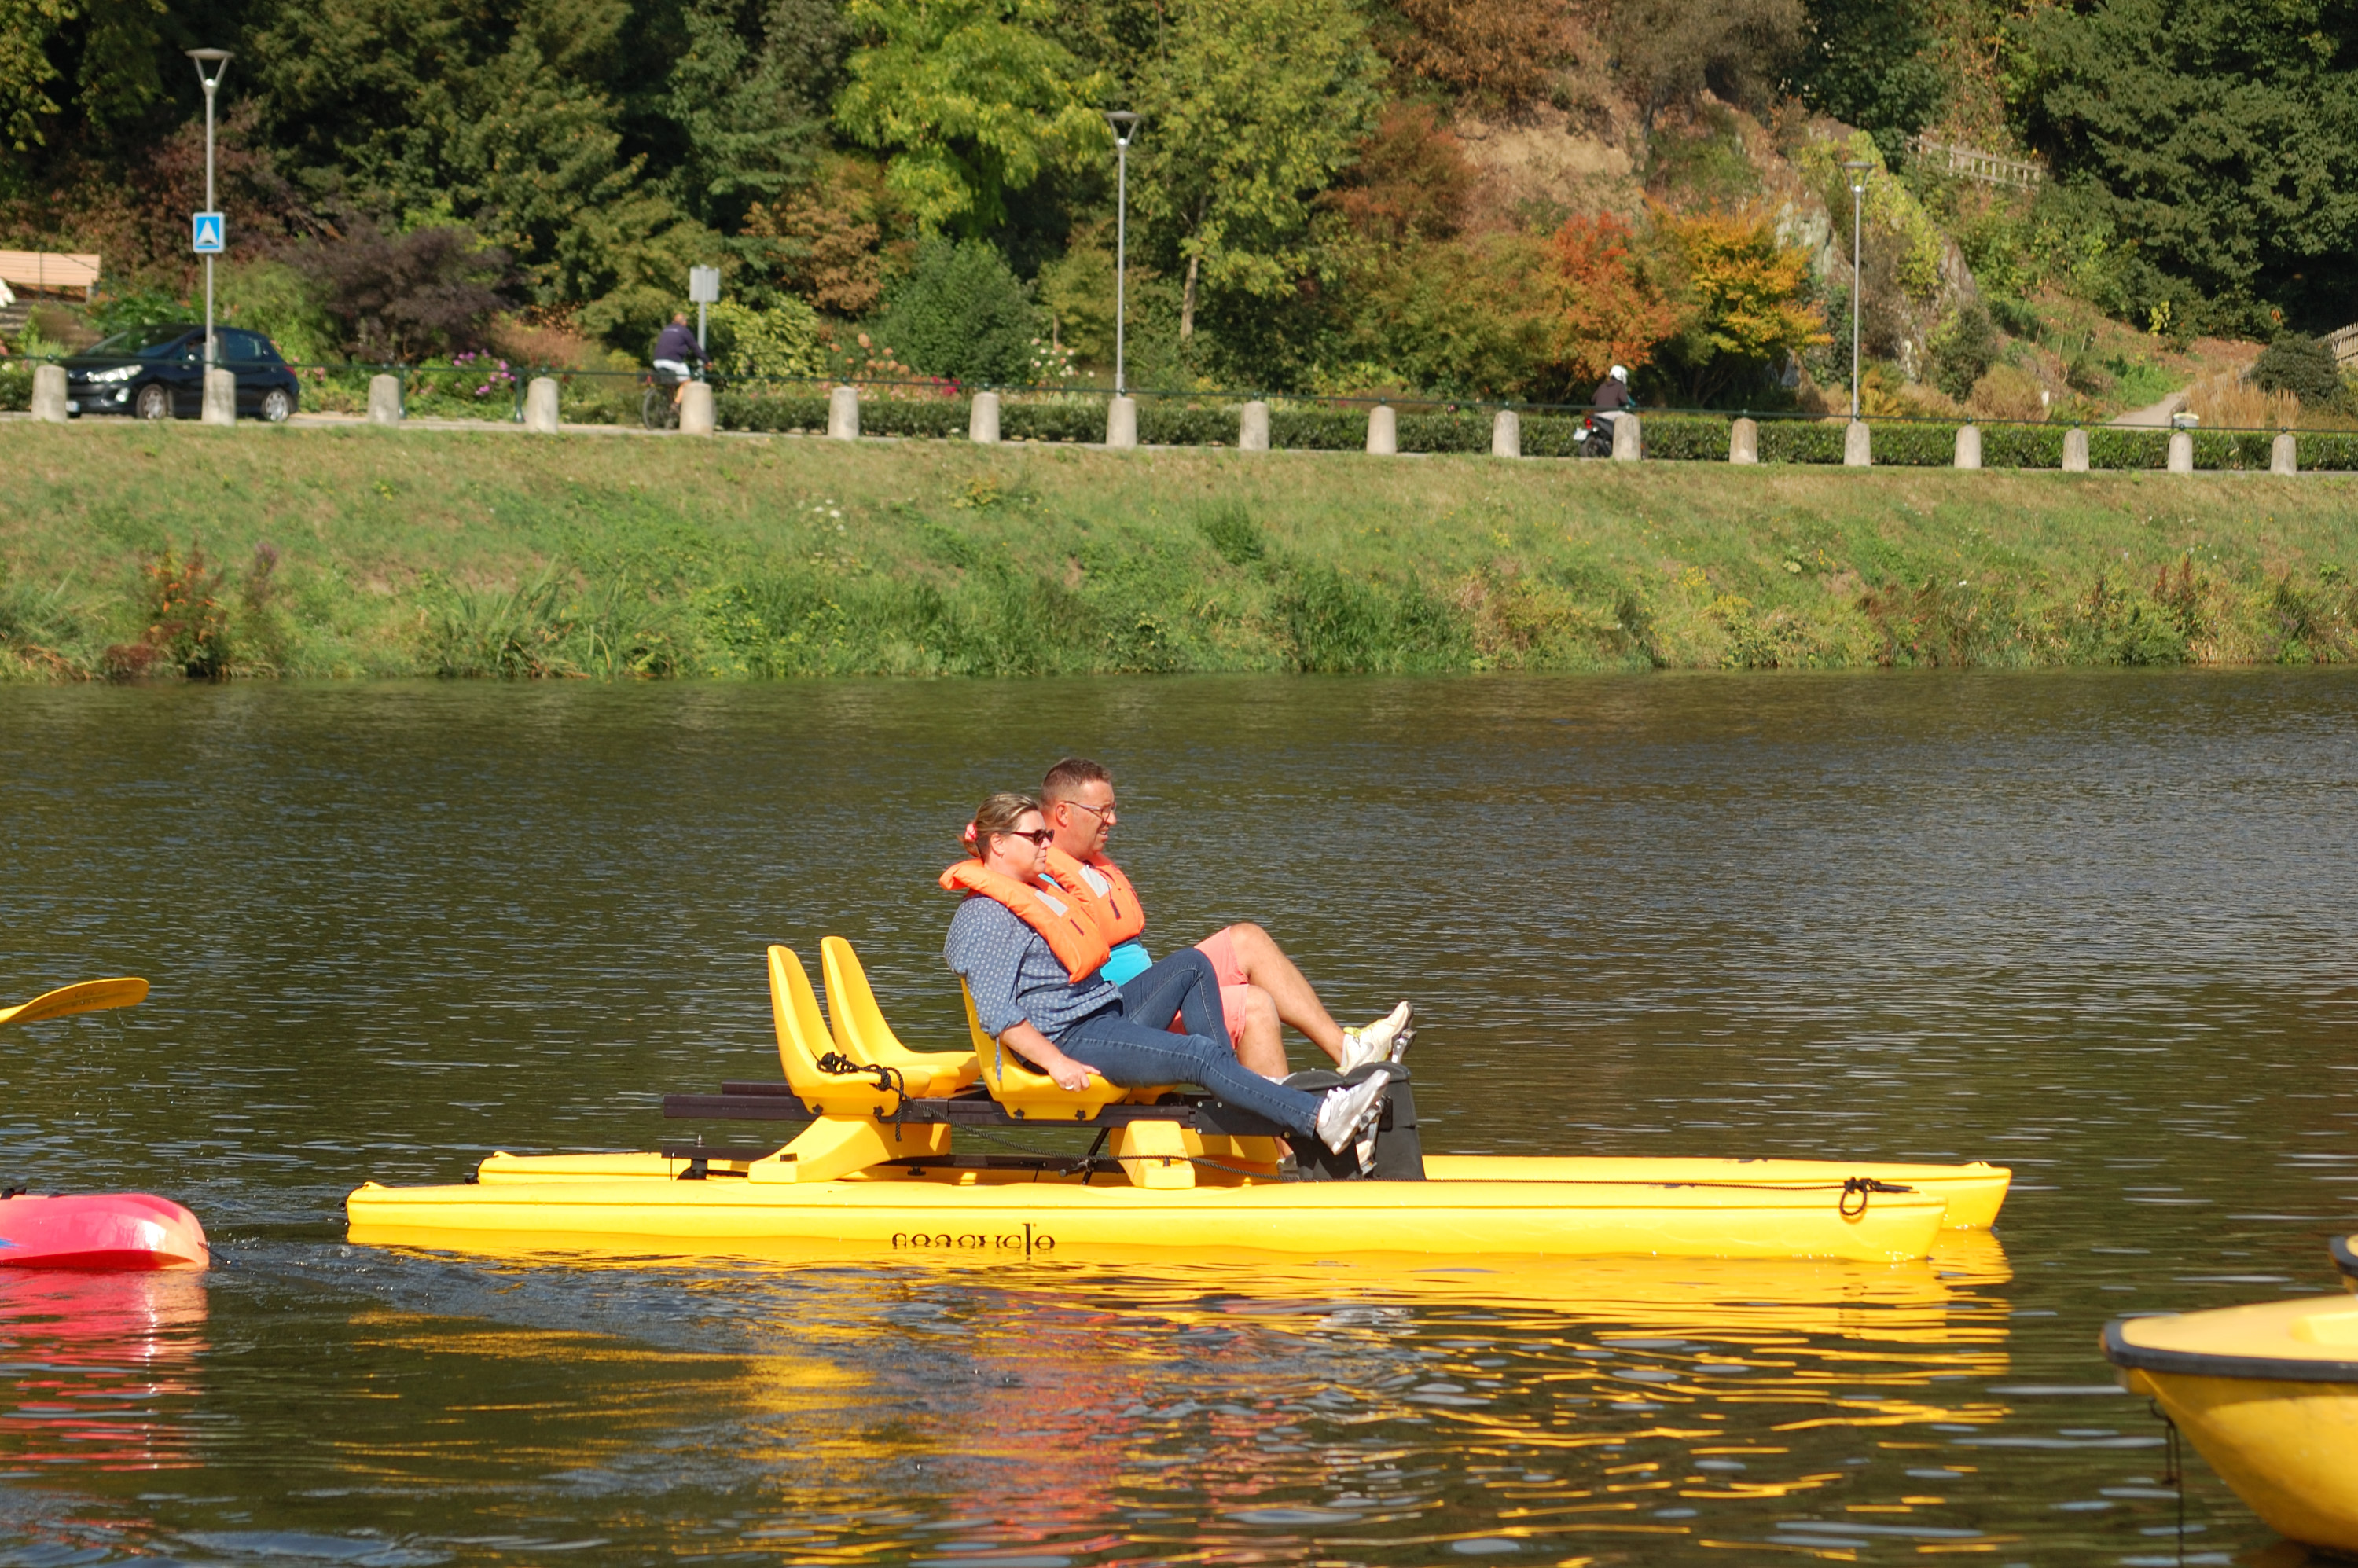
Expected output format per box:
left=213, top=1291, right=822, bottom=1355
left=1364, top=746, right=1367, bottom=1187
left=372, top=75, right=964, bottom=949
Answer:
left=707, top=387, right=2358, bottom=472
left=0, top=362, right=29, bottom=413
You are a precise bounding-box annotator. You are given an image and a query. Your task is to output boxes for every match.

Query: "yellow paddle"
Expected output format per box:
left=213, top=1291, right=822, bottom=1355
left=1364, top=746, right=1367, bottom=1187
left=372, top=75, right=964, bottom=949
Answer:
left=0, top=977, right=149, bottom=1030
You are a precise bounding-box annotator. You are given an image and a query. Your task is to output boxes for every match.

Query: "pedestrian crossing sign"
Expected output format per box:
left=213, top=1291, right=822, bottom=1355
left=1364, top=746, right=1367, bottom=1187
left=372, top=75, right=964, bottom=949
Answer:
left=192, top=212, right=225, bottom=254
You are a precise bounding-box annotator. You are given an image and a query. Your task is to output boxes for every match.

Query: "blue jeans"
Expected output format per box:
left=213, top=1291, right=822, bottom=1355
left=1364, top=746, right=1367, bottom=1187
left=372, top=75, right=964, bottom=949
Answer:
left=1056, top=949, right=1322, bottom=1136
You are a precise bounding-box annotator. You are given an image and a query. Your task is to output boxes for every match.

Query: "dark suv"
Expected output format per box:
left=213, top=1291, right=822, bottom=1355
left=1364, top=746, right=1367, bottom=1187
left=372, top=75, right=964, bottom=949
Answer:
left=65, top=325, right=302, bottom=422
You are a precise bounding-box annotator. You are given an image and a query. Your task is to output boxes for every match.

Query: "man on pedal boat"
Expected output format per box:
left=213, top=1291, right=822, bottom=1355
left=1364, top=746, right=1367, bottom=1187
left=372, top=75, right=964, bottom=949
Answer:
left=942, top=792, right=1395, bottom=1158
left=1037, top=757, right=1411, bottom=1078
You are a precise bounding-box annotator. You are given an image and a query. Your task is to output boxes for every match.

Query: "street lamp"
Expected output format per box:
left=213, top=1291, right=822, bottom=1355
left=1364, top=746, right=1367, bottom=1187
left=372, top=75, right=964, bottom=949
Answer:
left=188, top=49, right=233, bottom=371
left=1840, top=159, right=1872, bottom=424
left=1104, top=111, right=1140, bottom=395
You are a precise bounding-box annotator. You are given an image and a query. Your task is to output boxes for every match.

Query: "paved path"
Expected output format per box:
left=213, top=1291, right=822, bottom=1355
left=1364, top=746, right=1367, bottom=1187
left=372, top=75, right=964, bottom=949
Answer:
left=2109, top=390, right=2188, bottom=428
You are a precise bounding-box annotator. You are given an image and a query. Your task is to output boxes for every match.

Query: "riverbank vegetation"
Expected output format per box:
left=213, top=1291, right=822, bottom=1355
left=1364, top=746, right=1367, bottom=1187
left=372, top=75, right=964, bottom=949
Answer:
left=4, top=0, right=2358, bottom=428
left=6, top=422, right=2358, bottom=681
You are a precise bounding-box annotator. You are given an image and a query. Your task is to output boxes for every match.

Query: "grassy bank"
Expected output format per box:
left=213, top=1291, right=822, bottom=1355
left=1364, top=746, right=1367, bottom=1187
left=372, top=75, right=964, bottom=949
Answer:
left=5, top=419, right=2358, bottom=679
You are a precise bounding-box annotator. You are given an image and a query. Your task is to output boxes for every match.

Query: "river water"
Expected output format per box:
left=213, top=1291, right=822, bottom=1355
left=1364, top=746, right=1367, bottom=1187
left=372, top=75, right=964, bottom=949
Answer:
left=4, top=671, right=2356, bottom=1567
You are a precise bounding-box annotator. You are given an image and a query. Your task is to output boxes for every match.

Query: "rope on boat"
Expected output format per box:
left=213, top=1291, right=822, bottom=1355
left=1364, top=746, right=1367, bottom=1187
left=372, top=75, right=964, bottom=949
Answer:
left=814, top=1050, right=909, bottom=1120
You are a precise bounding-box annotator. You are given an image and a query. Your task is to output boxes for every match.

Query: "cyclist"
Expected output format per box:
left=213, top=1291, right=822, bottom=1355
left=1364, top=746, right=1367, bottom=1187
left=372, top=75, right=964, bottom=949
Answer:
left=651, top=312, right=703, bottom=410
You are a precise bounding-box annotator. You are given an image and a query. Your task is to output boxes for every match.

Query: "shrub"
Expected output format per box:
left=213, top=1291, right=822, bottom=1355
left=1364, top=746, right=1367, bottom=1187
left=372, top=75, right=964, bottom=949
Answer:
left=1969, top=362, right=2047, bottom=421
left=1757, top=419, right=1847, bottom=462
left=1138, top=402, right=1238, bottom=446
left=0, top=362, right=29, bottom=413
left=718, top=390, right=835, bottom=431
left=2250, top=336, right=2343, bottom=408
left=1981, top=424, right=2067, bottom=468
left=707, top=299, right=827, bottom=381
left=874, top=237, right=1044, bottom=386
left=1635, top=414, right=1727, bottom=460
left=1001, top=400, right=1104, bottom=443
left=863, top=396, right=968, bottom=439
left=1928, top=303, right=1997, bottom=402
left=294, top=222, right=512, bottom=360
left=1522, top=413, right=1597, bottom=457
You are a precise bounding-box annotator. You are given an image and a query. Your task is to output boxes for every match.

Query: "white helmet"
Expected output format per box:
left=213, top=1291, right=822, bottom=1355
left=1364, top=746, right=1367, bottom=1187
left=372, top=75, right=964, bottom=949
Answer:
left=1610, top=365, right=1629, bottom=383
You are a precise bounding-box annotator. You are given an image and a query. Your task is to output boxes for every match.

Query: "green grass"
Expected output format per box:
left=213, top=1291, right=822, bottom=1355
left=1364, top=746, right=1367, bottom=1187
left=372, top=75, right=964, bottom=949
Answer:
left=6, top=419, right=2358, bottom=679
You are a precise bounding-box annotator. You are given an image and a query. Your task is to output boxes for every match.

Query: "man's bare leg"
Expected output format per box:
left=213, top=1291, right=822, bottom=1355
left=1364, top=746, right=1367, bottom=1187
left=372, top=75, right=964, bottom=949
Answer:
left=1232, top=986, right=1288, bottom=1078
left=1222, top=921, right=1350, bottom=1063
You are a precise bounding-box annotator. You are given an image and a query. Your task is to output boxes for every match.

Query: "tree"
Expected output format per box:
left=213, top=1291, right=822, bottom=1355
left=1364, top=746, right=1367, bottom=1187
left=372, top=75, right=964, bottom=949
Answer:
left=1131, top=0, right=1382, bottom=338
left=1785, top=0, right=1950, bottom=166
left=1325, top=101, right=1474, bottom=246
left=659, top=0, right=839, bottom=230
left=1606, top=0, right=1802, bottom=140
left=832, top=0, right=1106, bottom=234
left=1548, top=211, right=1685, bottom=386
left=294, top=221, right=512, bottom=358
left=2014, top=0, right=2358, bottom=325
left=1383, top=0, right=1569, bottom=108
left=1650, top=205, right=1828, bottom=403
left=0, top=0, right=163, bottom=157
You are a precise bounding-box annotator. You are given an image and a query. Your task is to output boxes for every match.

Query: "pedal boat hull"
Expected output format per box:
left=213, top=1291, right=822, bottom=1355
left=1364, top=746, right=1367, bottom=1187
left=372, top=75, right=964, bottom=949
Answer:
left=348, top=1152, right=1959, bottom=1264
left=0, top=1193, right=209, bottom=1270
left=2104, top=1297, right=2358, bottom=1556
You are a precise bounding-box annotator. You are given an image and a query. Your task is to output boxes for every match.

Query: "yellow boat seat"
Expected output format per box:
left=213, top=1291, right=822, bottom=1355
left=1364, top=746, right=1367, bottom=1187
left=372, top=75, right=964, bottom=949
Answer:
left=820, top=935, right=978, bottom=1098
left=958, top=980, right=1164, bottom=1120
left=769, top=945, right=906, bottom=1118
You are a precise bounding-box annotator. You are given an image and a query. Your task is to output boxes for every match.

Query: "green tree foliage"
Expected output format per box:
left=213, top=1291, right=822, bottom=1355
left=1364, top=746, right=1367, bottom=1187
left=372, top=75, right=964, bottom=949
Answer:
left=1927, top=299, right=1996, bottom=402
left=0, top=0, right=163, bottom=156
left=2014, top=0, right=2358, bottom=324
left=873, top=235, right=1043, bottom=383
left=833, top=0, right=1106, bottom=234
left=706, top=296, right=825, bottom=377
left=1785, top=0, right=1949, bottom=164
left=658, top=0, right=839, bottom=230
left=1130, top=0, right=1382, bottom=336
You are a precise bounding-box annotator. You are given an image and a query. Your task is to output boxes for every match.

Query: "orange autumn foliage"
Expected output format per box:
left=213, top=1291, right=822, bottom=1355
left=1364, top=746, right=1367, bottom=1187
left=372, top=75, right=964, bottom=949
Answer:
left=1649, top=204, right=1827, bottom=380
left=1548, top=211, right=1685, bottom=386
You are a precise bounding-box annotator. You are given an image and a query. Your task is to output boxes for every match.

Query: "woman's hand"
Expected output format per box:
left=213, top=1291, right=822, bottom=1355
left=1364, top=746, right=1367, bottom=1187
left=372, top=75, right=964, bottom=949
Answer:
left=1001, top=1023, right=1102, bottom=1093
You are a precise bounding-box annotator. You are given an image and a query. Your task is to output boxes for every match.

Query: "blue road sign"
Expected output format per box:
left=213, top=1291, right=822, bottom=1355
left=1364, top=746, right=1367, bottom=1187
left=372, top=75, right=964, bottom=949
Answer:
left=192, top=212, right=225, bottom=254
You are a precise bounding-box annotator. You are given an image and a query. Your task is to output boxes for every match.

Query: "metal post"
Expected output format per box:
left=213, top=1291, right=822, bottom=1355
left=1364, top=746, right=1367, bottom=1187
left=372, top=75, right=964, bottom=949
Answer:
left=1842, top=160, right=1871, bottom=424
left=1106, top=112, right=1140, bottom=395
left=188, top=50, right=233, bottom=371
left=696, top=303, right=707, bottom=355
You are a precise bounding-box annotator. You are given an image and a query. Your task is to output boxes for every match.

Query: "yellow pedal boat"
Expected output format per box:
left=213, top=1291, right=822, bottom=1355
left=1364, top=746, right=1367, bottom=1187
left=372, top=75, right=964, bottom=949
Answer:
left=2104, top=1295, right=2358, bottom=1557
left=345, top=941, right=2010, bottom=1266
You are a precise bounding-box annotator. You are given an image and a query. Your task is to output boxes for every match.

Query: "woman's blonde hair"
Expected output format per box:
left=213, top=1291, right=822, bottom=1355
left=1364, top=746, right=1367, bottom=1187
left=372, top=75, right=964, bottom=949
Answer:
left=963, top=791, right=1041, bottom=858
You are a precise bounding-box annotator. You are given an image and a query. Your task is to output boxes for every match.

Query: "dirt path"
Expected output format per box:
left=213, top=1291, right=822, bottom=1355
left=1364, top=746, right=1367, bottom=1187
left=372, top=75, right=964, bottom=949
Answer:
left=2109, top=390, right=2188, bottom=427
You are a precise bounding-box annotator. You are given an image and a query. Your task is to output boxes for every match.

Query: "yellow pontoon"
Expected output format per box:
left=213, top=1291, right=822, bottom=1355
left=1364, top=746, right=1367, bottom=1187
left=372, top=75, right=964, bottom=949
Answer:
left=2105, top=1292, right=2358, bottom=1556
left=346, top=941, right=2011, bottom=1265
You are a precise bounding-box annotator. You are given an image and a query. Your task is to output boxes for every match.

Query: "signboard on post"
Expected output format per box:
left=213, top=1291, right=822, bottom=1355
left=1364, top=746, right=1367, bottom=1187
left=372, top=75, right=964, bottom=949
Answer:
left=688, top=266, right=720, bottom=303
left=191, top=212, right=225, bottom=254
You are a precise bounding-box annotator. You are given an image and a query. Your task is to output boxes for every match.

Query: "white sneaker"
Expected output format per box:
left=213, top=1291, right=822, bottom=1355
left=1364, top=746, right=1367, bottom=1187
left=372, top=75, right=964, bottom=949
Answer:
left=1315, top=1067, right=1395, bottom=1155
left=1339, top=1001, right=1413, bottom=1070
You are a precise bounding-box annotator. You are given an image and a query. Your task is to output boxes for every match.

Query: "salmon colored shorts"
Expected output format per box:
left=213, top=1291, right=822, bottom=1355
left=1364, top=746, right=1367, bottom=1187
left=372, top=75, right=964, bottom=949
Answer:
left=1195, top=926, right=1253, bottom=1048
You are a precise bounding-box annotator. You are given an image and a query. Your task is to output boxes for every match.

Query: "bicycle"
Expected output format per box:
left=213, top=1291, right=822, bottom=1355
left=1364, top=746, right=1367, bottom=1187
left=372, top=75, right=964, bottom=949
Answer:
left=641, top=365, right=700, bottom=431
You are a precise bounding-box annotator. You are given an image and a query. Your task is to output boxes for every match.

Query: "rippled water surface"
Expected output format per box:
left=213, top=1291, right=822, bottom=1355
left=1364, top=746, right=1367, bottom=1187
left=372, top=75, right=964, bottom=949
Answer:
left=5, top=671, right=2357, bottom=1566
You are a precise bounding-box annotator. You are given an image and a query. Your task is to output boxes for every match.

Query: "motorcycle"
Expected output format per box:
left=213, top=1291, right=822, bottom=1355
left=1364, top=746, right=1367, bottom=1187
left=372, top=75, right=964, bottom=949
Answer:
left=1580, top=405, right=1633, bottom=458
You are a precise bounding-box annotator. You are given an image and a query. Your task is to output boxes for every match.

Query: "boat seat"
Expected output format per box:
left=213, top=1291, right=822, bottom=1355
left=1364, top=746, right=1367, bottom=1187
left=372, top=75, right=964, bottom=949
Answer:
left=958, top=981, right=1164, bottom=1120
left=820, top=935, right=978, bottom=1098
left=768, top=945, right=908, bottom=1118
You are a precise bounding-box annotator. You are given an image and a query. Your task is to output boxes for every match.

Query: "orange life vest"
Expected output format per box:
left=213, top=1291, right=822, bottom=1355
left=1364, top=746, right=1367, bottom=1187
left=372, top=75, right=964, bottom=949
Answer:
left=938, top=859, right=1111, bottom=982
left=1041, top=846, right=1148, bottom=946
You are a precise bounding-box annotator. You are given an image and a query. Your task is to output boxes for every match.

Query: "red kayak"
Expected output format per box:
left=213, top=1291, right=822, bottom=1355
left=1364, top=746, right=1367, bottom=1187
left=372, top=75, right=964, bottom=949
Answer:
left=0, top=1194, right=209, bottom=1270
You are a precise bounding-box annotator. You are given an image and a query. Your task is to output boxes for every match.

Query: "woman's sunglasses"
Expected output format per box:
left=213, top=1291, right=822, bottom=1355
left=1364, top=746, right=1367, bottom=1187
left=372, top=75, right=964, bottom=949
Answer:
left=996, top=828, right=1055, bottom=846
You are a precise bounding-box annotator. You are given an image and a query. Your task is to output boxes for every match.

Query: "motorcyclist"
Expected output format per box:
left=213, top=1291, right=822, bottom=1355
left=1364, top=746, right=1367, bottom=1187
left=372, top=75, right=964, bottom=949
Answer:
left=1585, top=364, right=1634, bottom=456
left=651, top=312, right=703, bottom=408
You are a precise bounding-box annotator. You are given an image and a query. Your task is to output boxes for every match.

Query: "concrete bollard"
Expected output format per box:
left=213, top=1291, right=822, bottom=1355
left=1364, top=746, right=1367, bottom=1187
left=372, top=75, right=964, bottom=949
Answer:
left=1491, top=409, right=1520, bottom=458
left=1611, top=413, right=1642, bottom=461
left=1728, top=417, right=1757, bottom=464
left=2063, top=428, right=2090, bottom=472
left=1366, top=404, right=1397, bottom=455
left=1955, top=424, right=1982, bottom=470
left=2167, top=429, right=2194, bottom=473
left=828, top=384, right=859, bottom=440
left=679, top=380, right=715, bottom=436
left=523, top=376, right=560, bottom=433
left=1842, top=420, right=1870, bottom=467
left=1239, top=400, right=1270, bottom=452
left=202, top=368, right=237, bottom=427
left=1106, top=395, right=1137, bottom=449
left=969, top=391, right=1001, bottom=444
left=31, top=364, right=68, bottom=423
left=367, top=374, right=403, bottom=425
left=2272, top=431, right=2297, bottom=476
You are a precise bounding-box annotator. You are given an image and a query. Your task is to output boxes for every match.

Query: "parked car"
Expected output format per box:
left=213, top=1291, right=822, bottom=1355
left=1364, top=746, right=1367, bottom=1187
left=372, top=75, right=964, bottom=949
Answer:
left=64, top=325, right=300, bottom=422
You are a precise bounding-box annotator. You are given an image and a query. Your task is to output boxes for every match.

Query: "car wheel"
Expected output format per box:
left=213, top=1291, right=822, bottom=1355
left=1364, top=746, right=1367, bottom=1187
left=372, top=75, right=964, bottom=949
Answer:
left=134, top=384, right=171, bottom=420
left=259, top=388, right=294, bottom=424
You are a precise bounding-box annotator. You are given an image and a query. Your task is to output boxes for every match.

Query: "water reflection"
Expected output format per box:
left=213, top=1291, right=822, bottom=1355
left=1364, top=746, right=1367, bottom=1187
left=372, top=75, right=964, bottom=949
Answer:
left=0, top=1269, right=207, bottom=1474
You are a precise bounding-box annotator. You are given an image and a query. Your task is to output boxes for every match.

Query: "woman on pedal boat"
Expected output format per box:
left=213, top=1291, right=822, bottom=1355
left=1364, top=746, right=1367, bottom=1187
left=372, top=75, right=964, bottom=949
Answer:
left=942, top=792, right=1394, bottom=1156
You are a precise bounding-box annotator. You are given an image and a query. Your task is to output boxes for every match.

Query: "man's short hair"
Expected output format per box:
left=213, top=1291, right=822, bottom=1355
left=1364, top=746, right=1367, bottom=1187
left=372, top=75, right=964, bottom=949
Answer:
left=1041, top=757, right=1111, bottom=804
